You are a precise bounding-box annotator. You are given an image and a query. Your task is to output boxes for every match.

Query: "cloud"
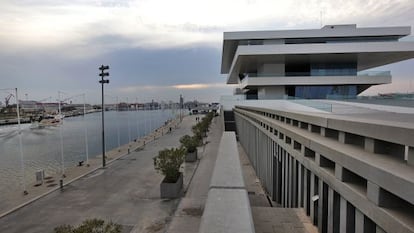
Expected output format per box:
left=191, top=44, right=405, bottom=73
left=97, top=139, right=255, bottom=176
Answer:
left=2, top=0, right=414, bottom=57
left=1, top=0, right=414, bottom=102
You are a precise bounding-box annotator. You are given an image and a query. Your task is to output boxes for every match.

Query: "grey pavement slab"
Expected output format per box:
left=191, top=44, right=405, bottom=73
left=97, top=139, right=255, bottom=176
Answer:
left=0, top=115, right=199, bottom=233
left=199, top=189, right=255, bottom=233
left=209, top=132, right=245, bottom=189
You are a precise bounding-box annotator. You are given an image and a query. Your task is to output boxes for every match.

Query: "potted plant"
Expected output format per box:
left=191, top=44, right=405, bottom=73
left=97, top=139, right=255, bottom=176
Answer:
left=180, top=135, right=199, bottom=162
left=153, top=147, right=186, bottom=198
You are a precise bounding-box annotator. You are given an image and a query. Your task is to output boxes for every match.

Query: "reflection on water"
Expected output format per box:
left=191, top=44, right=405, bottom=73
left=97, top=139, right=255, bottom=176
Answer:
left=0, top=109, right=176, bottom=194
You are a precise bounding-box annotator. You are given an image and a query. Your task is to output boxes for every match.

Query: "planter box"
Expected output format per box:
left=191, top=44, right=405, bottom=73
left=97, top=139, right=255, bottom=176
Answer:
left=185, top=150, right=197, bottom=162
left=160, top=173, right=183, bottom=199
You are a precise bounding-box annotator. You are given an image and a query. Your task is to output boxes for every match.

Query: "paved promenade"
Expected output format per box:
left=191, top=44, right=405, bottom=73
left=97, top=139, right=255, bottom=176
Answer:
left=0, top=115, right=197, bottom=233
left=1, top=114, right=318, bottom=233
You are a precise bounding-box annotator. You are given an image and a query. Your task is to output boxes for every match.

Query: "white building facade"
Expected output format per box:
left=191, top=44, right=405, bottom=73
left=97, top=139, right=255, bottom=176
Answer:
left=220, top=25, right=414, bottom=233
left=221, top=24, right=414, bottom=99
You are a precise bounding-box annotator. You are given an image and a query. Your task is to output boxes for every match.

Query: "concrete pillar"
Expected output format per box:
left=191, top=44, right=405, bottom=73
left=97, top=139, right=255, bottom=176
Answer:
left=355, top=209, right=364, bottom=233
left=335, top=164, right=344, bottom=181
left=408, top=146, right=414, bottom=166
left=327, top=188, right=334, bottom=233
left=298, top=163, right=302, bottom=207
left=304, top=168, right=309, bottom=214
left=318, top=180, right=324, bottom=231
left=321, top=127, right=326, bottom=137
left=365, top=137, right=375, bottom=153
left=293, top=158, right=297, bottom=207
left=315, top=153, right=321, bottom=166
left=367, top=181, right=382, bottom=206
left=288, top=155, right=294, bottom=207
left=308, top=124, right=312, bottom=132
left=338, top=132, right=345, bottom=144
left=282, top=151, right=286, bottom=206
left=310, top=173, right=315, bottom=223
left=339, top=197, right=347, bottom=233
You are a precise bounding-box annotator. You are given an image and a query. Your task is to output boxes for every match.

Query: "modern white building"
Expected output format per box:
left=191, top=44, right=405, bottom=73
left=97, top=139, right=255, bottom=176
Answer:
left=221, top=24, right=414, bottom=99
left=217, top=25, right=414, bottom=233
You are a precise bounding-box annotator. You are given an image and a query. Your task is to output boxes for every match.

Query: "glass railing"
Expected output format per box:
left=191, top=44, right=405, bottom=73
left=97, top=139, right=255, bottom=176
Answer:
left=356, top=71, right=391, bottom=76
left=400, top=36, right=414, bottom=42
left=286, top=98, right=333, bottom=112
left=242, top=71, right=390, bottom=78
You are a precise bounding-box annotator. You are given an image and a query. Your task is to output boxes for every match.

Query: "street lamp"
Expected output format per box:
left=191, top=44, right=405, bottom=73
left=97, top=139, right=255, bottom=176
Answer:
left=99, top=65, right=109, bottom=167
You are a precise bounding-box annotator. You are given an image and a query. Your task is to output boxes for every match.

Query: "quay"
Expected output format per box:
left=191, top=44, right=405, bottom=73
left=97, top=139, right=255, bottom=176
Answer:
left=0, top=113, right=318, bottom=233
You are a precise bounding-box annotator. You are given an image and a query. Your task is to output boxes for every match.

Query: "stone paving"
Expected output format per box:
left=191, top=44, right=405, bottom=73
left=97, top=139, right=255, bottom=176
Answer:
left=0, top=115, right=198, bottom=233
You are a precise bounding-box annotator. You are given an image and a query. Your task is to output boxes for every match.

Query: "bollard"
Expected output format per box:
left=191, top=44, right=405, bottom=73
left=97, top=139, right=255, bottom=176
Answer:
left=128, top=148, right=130, bottom=154
left=59, top=179, right=63, bottom=190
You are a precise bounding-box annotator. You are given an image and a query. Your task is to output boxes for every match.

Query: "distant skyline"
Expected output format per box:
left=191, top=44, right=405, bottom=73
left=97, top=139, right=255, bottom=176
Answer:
left=1, top=0, right=414, bottom=104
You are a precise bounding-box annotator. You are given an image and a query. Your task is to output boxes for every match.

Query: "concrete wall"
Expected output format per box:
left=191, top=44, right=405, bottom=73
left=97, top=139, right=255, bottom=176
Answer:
left=199, top=132, right=255, bottom=233
left=234, top=106, right=414, bottom=233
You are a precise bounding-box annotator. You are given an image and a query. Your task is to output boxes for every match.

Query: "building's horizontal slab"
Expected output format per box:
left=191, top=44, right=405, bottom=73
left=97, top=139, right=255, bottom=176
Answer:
left=226, top=42, right=414, bottom=83
left=221, top=25, right=411, bottom=73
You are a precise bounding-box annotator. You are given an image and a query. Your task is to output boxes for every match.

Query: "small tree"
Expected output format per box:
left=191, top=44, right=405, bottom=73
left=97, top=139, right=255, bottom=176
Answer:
left=180, top=135, right=199, bottom=153
left=54, top=218, right=121, bottom=233
left=153, top=147, right=186, bottom=183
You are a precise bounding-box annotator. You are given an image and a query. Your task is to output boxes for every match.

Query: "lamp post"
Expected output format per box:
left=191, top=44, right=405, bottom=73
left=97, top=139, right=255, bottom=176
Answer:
left=99, top=65, right=109, bottom=168
left=15, top=88, right=27, bottom=195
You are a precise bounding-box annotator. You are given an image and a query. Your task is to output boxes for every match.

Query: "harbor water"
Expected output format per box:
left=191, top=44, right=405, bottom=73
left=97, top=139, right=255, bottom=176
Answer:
left=0, top=109, right=178, bottom=195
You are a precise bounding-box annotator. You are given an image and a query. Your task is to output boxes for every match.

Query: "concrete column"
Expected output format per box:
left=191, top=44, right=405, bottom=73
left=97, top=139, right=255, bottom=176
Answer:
left=308, top=124, right=312, bottom=132
left=293, top=158, right=297, bottom=207
left=327, top=188, right=334, bottom=233
left=288, top=155, right=294, bottom=207
left=321, top=127, right=326, bottom=137
left=318, top=179, right=323, bottom=231
left=310, top=173, right=315, bottom=222
left=304, top=169, right=309, bottom=214
left=298, top=163, right=302, bottom=207
left=339, top=197, right=347, bottom=233
left=335, top=164, right=344, bottom=181
left=408, top=146, right=414, bottom=166
left=367, top=181, right=382, bottom=206
left=282, top=151, right=286, bottom=206
left=338, top=132, right=345, bottom=144
left=365, top=137, right=375, bottom=153
left=315, top=153, right=321, bottom=166
left=355, top=209, right=364, bottom=233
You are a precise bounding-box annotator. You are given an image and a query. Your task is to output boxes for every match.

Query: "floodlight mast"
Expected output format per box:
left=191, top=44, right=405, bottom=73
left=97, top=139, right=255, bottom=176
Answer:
left=99, top=65, right=110, bottom=167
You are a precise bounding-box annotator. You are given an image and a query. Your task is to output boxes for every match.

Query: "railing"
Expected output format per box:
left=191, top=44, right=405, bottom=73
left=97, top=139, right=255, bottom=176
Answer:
left=242, top=70, right=391, bottom=78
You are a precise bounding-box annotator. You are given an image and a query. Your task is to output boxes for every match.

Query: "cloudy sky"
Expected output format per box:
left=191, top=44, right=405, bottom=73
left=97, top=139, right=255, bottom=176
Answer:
left=1, top=0, right=414, bottom=104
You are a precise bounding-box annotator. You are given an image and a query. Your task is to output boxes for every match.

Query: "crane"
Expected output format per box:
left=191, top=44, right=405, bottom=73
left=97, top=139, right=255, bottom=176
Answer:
left=5, top=94, right=14, bottom=107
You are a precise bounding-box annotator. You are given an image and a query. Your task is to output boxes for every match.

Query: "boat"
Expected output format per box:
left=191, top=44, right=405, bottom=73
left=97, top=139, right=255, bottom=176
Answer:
left=30, top=122, right=45, bottom=130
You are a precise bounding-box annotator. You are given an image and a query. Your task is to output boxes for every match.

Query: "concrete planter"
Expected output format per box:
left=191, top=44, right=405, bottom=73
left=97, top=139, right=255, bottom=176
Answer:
left=185, top=150, right=197, bottom=162
left=160, top=173, right=183, bottom=199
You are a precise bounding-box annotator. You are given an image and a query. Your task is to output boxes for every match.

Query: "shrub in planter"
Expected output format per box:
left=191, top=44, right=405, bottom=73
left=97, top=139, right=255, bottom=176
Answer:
left=180, top=135, right=198, bottom=153
left=153, top=147, right=186, bottom=183
left=54, top=218, right=122, bottom=233
left=153, top=147, right=186, bottom=198
left=180, top=135, right=199, bottom=162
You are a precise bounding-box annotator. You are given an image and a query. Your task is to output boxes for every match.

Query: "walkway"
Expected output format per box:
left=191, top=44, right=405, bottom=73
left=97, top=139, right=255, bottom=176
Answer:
left=0, top=115, right=198, bottom=233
